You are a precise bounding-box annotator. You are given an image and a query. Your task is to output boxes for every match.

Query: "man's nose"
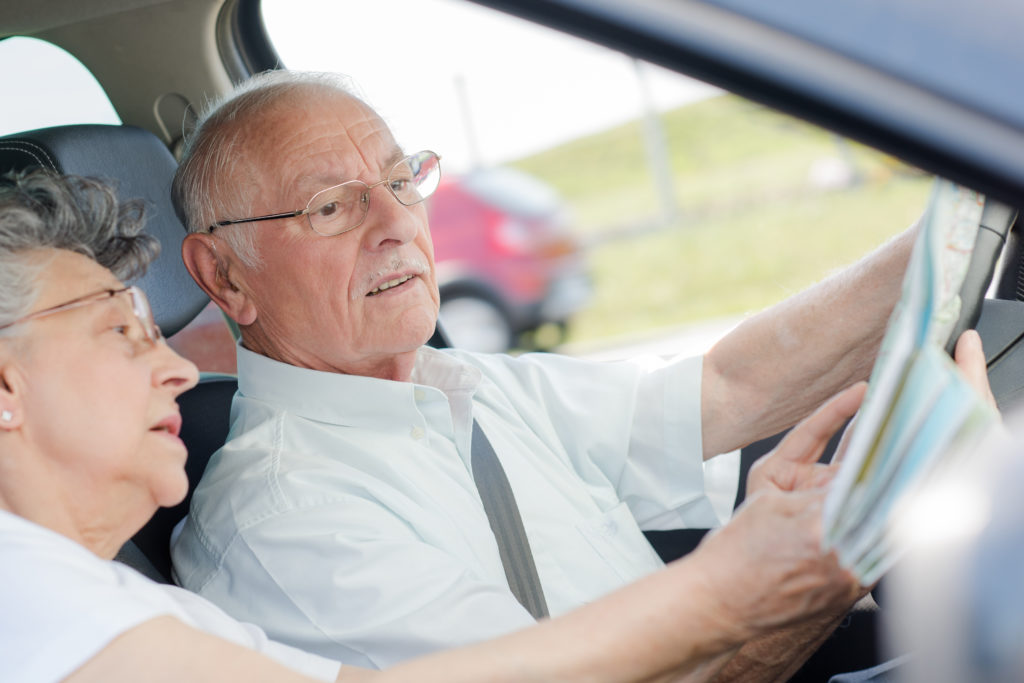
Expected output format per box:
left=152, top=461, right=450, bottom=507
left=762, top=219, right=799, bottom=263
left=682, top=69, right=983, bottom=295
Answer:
left=360, top=183, right=422, bottom=250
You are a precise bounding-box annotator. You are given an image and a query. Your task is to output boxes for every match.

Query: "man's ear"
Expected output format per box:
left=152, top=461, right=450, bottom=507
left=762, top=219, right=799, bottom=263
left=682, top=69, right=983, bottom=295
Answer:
left=181, top=233, right=258, bottom=326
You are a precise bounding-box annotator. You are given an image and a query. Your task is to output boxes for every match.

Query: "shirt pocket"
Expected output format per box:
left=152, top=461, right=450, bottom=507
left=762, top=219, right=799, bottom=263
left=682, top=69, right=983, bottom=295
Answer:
left=575, top=502, right=665, bottom=583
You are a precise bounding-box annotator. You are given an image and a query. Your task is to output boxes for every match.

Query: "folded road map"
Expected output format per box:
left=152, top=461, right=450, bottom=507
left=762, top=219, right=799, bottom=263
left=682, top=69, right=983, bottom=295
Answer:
left=822, top=180, right=1000, bottom=584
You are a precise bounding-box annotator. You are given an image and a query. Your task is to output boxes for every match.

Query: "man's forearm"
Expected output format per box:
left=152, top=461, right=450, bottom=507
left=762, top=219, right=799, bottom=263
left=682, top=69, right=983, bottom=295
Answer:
left=376, top=553, right=746, bottom=683
left=701, top=224, right=918, bottom=458
left=379, top=488, right=861, bottom=683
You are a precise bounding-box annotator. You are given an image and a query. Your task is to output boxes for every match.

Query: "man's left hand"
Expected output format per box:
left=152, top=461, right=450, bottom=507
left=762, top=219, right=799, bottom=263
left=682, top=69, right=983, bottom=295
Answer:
left=954, top=329, right=997, bottom=408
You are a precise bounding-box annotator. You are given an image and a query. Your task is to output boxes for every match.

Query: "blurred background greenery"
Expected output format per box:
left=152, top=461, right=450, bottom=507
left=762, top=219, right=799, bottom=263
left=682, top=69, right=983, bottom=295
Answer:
left=510, top=94, right=933, bottom=347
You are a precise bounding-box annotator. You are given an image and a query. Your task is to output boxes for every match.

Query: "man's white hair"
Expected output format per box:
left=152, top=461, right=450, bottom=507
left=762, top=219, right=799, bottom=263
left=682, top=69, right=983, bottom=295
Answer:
left=171, top=70, right=364, bottom=267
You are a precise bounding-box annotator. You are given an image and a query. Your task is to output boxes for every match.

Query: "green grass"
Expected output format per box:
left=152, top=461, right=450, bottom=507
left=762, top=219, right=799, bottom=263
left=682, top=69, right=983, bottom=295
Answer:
left=506, top=94, right=933, bottom=346
left=568, top=178, right=931, bottom=343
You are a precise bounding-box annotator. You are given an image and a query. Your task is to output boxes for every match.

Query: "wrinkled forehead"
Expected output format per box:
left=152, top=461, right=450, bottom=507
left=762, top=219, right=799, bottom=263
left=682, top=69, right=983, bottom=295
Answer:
left=240, top=90, right=404, bottom=210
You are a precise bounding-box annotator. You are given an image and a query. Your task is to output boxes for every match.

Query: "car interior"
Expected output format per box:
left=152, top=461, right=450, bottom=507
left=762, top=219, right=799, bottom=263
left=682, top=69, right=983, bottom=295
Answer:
left=7, top=115, right=1024, bottom=683
left=4, top=0, right=1024, bottom=680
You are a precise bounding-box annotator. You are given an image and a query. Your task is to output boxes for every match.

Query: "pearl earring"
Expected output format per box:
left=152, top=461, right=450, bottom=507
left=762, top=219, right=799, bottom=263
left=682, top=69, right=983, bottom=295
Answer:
left=1, top=410, right=11, bottom=422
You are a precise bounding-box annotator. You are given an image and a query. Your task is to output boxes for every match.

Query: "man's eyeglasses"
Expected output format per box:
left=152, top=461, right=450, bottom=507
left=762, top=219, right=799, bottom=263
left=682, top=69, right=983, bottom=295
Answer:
left=0, top=286, right=163, bottom=346
left=210, top=150, right=442, bottom=237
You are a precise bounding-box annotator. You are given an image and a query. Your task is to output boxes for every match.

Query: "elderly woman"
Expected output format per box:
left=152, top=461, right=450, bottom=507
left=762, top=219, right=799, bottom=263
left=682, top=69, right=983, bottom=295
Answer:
left=0, top=169, right=352, bottom=682
left=6, top=169, right=964, bottom=682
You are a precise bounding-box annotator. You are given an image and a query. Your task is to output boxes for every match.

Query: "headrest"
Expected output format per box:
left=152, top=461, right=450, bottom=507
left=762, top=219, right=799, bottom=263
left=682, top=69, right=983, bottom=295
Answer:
left=0, top=124, right=209, bottom=337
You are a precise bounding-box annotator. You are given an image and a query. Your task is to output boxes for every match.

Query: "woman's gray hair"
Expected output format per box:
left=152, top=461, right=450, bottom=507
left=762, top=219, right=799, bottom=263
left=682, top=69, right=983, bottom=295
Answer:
left=172, top=70, right=363, bottom=267
left=0, top=168, right=159, bottom=331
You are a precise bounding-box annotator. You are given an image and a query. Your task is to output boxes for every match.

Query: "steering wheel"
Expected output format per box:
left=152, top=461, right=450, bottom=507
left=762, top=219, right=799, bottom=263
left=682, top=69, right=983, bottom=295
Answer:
left=944, top=197, right=1018, bottom=355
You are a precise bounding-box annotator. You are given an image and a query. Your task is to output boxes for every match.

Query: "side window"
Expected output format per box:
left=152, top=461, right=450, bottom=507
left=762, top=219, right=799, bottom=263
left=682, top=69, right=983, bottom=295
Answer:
left=0, top=37, right=120, bottom=134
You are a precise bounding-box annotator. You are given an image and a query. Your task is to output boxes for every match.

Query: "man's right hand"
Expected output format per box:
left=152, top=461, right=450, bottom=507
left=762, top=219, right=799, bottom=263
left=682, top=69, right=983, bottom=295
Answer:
left=690, top=488, right=862, bottom=642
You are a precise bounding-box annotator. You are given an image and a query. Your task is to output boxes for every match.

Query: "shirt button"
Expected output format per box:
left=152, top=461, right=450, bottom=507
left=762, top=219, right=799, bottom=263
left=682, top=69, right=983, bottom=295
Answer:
left=410, top=426, right=425, bottom=440
left=414, top=389, right=426, bottom=401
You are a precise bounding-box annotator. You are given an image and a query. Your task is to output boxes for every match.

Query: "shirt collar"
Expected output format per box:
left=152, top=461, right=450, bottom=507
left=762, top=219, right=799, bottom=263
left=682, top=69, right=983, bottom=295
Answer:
left=235, top=345, right=482, bottom=428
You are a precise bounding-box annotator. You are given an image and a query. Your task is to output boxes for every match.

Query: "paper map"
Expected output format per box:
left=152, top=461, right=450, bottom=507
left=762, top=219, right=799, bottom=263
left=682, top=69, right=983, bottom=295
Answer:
left=822, top=179, right=999, bottom=584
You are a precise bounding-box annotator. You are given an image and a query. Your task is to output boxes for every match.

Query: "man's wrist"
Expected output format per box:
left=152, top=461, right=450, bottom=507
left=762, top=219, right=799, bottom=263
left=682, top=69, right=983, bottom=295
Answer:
left=677, top=549, right=762, bottom=648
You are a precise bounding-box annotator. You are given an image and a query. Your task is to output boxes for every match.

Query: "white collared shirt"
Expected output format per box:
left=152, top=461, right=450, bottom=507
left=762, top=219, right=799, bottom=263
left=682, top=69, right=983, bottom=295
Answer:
left=173, top=345, right=718, bottom=669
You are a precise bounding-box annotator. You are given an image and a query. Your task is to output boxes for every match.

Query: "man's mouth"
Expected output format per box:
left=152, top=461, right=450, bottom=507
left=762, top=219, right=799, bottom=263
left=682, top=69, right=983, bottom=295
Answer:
left=367, top=274, right=415, bottom=296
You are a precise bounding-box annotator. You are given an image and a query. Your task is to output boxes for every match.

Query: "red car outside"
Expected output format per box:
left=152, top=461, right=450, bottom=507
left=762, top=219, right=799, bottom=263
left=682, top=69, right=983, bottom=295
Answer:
left=428, top=165, right=591, bottom=353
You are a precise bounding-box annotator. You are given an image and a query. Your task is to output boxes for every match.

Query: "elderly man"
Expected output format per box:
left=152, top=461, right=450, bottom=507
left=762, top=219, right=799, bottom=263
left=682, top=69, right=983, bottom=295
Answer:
left=171, top=70, right=915, bottom=674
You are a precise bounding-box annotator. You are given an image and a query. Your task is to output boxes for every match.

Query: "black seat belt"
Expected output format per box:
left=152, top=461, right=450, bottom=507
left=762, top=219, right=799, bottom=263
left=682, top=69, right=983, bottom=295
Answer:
left=471, top=419, right=549, bottom=619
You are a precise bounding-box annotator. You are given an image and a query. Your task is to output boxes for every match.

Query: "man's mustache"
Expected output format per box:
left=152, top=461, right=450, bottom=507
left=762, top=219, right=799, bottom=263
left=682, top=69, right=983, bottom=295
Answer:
left=353, top=255, right=431, bottom=300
